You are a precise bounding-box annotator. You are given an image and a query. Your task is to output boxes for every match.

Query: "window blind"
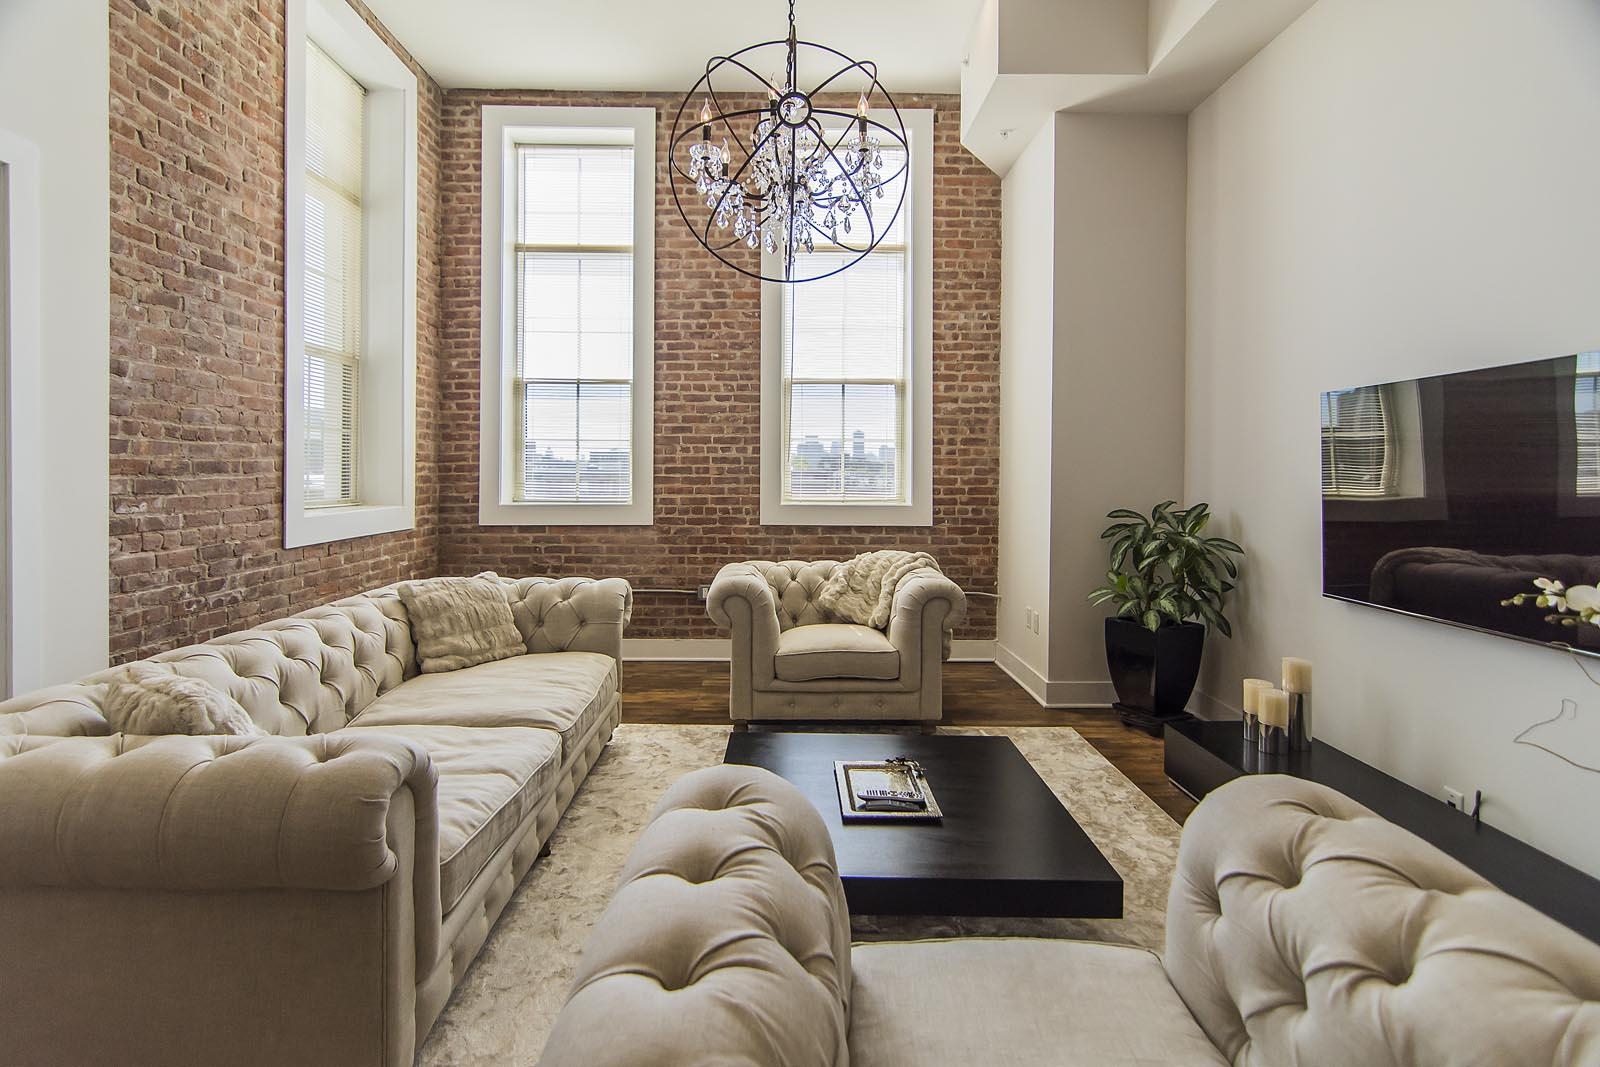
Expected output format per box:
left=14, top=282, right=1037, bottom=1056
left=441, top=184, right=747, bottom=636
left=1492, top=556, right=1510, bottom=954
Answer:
left=302, top=40, right=365, bottom=508
left=1320, top=385, right=1395, bottom=497
left=514, top=142, right=635, bottom=503
left=780, top=144, right=909, bottom=504
left=1577, top=352, right=1600, bottom=496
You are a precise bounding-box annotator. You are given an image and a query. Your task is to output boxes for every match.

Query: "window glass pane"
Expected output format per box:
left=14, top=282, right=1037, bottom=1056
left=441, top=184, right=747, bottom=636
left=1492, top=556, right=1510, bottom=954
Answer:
left=514, top=139, right=636, bottom=503
left=518, top=145, right=633, bottom=247
left=302, top=41, right=364, bottom=508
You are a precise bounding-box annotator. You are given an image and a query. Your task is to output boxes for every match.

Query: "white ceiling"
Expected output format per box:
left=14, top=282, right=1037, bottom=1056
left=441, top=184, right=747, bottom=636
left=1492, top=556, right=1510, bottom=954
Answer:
left=361, top=0, right=984, bottom=93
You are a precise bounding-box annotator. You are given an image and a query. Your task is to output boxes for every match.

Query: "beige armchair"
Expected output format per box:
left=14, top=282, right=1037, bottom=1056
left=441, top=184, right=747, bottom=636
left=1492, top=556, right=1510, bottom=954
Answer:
left=707, top=559, right=966, bottom=728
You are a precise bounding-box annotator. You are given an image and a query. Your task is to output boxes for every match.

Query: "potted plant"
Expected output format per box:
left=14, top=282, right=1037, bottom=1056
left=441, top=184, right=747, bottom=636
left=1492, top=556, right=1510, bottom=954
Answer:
left=1088, top=501, right=1245, bottom=735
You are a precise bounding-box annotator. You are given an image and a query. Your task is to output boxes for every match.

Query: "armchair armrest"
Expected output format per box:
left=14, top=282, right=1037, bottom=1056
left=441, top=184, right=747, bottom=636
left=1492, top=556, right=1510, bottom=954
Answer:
left=706, top=562, right=779, bottom=630
left=708, top=564, right=784, bottom=718
left=0, top=732, right=439, bottom=895
left=886, top=569, right=968, bottom=655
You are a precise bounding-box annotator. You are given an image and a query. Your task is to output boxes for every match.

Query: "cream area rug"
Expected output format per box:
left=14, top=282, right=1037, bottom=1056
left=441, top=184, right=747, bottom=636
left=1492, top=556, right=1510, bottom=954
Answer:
left=417, top=724, right=1183, bottom=1067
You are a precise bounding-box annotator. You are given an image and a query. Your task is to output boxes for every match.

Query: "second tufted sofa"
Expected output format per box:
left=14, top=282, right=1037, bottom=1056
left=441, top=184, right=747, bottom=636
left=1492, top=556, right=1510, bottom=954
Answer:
left=541, top=767, right=1600, bottom=1067
left=707, top=559, right=966, bottom=726
left=0, top=574, right=632, bottom=1067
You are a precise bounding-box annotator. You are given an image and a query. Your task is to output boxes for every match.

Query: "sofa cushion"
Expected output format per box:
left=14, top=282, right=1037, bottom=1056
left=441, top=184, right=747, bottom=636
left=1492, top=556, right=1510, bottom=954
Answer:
left=339, top=724, right=561, bottom=912
left=774, top=624, right=900, bottom=682
left=346, top=652, right=617, bottom=762
left=849, top=938, right=1229, bottom=1067
left=398, top=574, right=526, bottom=674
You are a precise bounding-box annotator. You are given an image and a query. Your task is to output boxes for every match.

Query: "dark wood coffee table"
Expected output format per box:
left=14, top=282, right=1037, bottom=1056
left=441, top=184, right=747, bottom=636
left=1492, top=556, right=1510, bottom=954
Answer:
left=723, top=731, right=1123, bottom=918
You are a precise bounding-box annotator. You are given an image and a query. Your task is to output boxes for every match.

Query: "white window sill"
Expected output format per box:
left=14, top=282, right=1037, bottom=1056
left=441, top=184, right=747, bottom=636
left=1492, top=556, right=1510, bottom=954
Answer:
left=285, top=503, right=414, bottom=548
left=761, top=499, right=932, bottom=527
left=479, top=498, right=653, bottom=527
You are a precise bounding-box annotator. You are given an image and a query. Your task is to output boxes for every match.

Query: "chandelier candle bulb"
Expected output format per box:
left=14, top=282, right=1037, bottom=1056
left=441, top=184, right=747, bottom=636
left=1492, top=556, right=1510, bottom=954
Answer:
left=1258, top=688, right=1291, bottom=754
left=1242, top=678, right=1272, bottom=742
left=1282, top=657, right=1314, bottom=750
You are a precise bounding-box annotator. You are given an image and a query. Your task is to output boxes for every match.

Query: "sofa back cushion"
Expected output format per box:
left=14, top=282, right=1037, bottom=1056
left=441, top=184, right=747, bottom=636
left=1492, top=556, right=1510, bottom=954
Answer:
left=0, top=590, right=414, bottom=738
left=1165, top=774, right=1600, bottom=1067
left=742, top=560, right=840, bottom=631
left=541, top=764, right=852, bottom=1067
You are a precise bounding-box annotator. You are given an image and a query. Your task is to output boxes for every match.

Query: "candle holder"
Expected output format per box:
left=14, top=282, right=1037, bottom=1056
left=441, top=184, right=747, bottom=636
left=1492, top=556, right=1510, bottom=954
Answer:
left=1241, top=708, right=1259, bottom=743
left=1288, top=692, right=1312, bottom=751
left=1239, top=739, right=1260, bottom=774
left=1258, top=721, right=1289, bottom=754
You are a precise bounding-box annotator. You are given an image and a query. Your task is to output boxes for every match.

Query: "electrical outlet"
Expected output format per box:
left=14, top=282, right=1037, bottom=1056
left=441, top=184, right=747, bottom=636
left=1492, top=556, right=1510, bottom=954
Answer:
left=697, top=585, right=711, bottom=602
left=1444, top=786, right=1466, bottom=811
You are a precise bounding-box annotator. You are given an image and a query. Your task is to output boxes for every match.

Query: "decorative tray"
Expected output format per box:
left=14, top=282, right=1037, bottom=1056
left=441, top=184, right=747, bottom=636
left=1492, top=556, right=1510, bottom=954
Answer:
left=834, top=758, right=943, bottom=822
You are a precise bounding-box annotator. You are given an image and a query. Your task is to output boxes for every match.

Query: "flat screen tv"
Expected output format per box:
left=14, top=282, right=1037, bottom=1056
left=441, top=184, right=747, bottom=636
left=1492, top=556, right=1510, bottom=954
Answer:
left=1321, top=350, right=1600, bottom=657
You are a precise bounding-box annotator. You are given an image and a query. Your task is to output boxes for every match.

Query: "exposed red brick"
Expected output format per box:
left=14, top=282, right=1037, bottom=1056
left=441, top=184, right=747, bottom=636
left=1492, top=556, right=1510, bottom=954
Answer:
left=108, top=0, right=443, bottom=662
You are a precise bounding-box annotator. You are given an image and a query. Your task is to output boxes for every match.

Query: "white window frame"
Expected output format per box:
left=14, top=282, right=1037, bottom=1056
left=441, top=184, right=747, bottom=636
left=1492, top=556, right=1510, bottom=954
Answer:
left=759, top=108, right=933, bottom=527
left=479, top=105, right=656, bottom=526
left=283, top=0, right=418, bottom=549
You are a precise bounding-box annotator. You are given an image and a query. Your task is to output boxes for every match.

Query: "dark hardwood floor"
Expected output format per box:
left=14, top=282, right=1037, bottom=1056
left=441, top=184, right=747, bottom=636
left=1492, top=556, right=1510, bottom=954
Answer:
left=622, top=661, right=1197, bottom=824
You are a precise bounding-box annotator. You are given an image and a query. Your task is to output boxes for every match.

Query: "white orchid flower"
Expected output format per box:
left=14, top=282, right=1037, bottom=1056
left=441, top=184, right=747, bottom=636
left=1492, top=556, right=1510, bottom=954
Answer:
left=1564, top=585, right=1600, bottom=613
left=1535, top=577, right=1566, bottom=594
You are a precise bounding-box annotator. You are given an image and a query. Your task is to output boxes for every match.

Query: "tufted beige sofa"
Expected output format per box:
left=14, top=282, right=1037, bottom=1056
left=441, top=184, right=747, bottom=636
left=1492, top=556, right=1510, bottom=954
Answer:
left=707, top=559, right=966, bottom=726
left=0, top=575, right=632, bottom=1067
left=541, top=766, right=1600, bottom=1067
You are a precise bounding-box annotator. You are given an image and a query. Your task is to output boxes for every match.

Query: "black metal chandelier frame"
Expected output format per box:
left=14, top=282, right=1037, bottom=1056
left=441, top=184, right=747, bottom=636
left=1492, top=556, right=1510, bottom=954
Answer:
left=668, top=0, right=911, bottom=284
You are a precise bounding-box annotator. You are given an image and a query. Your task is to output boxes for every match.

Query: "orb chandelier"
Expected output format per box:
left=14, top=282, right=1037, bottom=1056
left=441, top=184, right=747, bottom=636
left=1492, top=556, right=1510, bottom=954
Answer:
left=669, top=0, right=910, bottom=284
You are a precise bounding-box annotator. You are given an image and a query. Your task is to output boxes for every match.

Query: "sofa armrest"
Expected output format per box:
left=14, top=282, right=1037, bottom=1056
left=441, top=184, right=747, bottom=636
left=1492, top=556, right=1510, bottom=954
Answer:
left=0, top=732, right=439, bottom=895
left=508, top=576, right=633, bottom=665
left=541, top=765, right=852, bottom=1067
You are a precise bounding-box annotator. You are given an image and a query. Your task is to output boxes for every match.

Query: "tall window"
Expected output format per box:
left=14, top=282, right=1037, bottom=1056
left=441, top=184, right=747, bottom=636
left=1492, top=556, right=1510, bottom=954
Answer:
left=301, top=41, right=365, bottom=508
left=284, top=0, right=418, bottom=550
left=514, top=142, right=635, bottom=503
left=1576, top=353, right=1600, bottom=496
left=1321, top=385, right=1396, bottom=498
left=479, top=105, right=654, bottom=527
left=759, top=109, right=933, bottom=527
left=780, top=144, right=909, bottom=506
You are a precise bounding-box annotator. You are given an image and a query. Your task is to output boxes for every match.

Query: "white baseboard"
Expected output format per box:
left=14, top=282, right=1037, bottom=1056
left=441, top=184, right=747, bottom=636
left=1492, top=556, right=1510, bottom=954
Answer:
left=994, top=644, right=1117, bottom=708
left=624, top=637, right=999, bottom=663
left=622, top=638, right=731, bottom=661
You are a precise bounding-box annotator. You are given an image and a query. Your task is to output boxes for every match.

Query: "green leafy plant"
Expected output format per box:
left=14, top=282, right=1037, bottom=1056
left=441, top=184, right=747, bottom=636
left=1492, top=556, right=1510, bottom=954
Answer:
left=1088, top=501, right=1245, bottom=635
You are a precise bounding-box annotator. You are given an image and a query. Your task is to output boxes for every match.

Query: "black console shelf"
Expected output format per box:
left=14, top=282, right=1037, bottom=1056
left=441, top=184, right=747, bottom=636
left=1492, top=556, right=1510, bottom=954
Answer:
left=1165, top=718, right=1600, bottom=945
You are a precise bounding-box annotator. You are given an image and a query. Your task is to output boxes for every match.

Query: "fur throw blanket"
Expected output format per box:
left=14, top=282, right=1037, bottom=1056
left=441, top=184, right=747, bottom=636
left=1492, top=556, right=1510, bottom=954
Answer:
left=817, top=550, right=942, bottom=629
left=103, top=662, right=264, bottom=736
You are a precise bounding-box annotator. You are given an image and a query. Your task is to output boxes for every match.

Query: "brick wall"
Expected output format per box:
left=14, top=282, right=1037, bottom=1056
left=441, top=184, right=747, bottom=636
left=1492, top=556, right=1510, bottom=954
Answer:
left=438, top=91, right=1001, bottom=639
left=107, top=0, right=443, bottom=662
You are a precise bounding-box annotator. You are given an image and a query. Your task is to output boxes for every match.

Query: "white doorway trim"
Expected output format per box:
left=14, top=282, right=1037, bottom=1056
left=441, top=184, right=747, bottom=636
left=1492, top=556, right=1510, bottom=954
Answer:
left=0, top=130, right=43, bottom=698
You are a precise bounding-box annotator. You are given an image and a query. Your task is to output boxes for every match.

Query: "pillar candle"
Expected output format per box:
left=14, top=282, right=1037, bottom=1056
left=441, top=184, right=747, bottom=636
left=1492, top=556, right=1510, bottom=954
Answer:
left=1260, top=688, right=1291, bottom=729
left=1243, top=678, right=1272, bottom=714
left=1282, top=657, right=1313, bottom=694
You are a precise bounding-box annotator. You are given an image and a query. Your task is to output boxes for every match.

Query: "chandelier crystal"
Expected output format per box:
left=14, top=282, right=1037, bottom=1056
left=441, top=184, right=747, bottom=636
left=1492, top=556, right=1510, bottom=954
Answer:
left=670, top=0, right=909, bottom=283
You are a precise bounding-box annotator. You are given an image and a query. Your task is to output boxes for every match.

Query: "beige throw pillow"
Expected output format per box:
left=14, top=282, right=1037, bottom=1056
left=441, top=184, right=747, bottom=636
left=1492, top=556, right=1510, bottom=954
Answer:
left=103, top=663, right=266, bottom=736
left=399, top=573, right=527, bottom=673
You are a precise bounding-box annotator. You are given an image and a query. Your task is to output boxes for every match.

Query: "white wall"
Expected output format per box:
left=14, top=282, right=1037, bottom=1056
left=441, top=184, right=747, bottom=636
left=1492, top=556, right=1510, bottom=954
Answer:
left=996, top=121, right=1057, bottom=688
left=1049, top=113, right=1187, bottom=691
left=0, top=0, right=110, bottom=692
left=997, top=113, right=1188, bottom=706
left=1188, top=0, right=1600, bottom=875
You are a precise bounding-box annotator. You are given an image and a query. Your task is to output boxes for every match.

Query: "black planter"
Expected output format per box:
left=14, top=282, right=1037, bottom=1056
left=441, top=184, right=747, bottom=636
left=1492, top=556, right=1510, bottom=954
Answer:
left=1105, top=617, right=1206, bottom=736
